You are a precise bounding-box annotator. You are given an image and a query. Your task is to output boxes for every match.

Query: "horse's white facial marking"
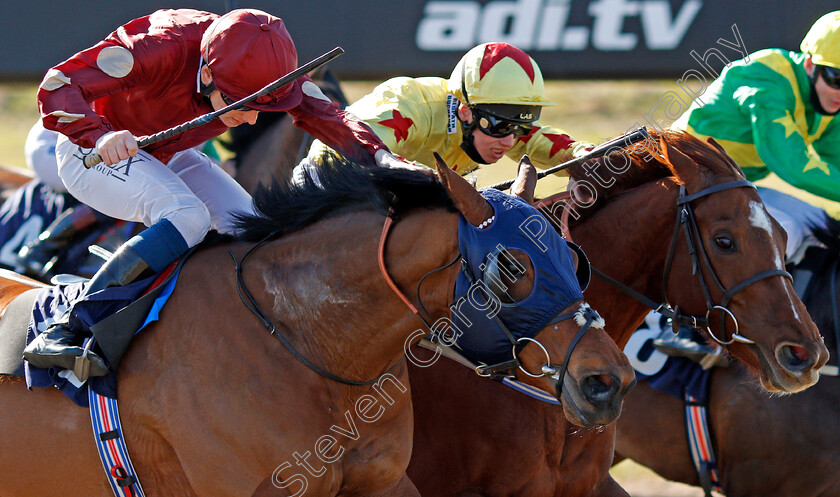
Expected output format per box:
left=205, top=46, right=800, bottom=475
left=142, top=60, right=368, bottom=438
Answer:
left=749, top=200, right=800, bottom=321
left=749, top=201, right=783, bottom=270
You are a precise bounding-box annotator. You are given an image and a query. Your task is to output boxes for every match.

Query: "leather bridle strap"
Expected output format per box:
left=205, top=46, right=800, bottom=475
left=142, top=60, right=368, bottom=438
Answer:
left=231, top=232, right=403, bottom=387
left=377, top=211, right=461, bottom=331
left=592, top=179, right=792, bottom=343
left=535, top=191, right=574, bottom=241
left=662, top=180, right=792, bottom=344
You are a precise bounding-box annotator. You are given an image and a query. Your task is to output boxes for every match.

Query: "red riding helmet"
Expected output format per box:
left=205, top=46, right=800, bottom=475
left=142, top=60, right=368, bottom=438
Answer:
left=200, top=9, right=301, bottom=111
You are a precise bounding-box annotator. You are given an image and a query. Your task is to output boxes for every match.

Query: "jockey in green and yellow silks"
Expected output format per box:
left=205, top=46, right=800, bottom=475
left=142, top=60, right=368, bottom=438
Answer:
left=658, top=11, right=840, bottom=361
left=302, top=43, right=590, bottom=176
left=673, top=10, right=840, bottom=201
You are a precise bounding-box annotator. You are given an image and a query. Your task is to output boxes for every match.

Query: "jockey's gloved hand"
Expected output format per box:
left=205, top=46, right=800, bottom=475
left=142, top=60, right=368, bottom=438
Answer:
left=95, top=130, right=138, bottom=165
left=374, top=149, right=428, bottom=172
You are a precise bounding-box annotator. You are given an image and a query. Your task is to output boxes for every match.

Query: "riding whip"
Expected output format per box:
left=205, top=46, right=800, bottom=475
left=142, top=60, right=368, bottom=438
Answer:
left=489, top=126, right=650, bottom=191
left=83, top=46, right=345, bottom=168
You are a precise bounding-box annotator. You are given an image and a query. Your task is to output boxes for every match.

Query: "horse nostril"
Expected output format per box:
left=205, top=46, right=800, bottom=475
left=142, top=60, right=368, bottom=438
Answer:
left=791, top=345, right=810, bottom=363
left=778, top=344, right=813, bottom=372
left=597, top=373, right=613, bottom=387
left=582, top=374, right=617, bottom=404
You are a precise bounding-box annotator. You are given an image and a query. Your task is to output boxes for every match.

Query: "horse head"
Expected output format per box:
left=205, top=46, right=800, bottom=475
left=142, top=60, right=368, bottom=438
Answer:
left=435, top=154, right=635, bottom=426
left=660, top=134, right=827, bottom=391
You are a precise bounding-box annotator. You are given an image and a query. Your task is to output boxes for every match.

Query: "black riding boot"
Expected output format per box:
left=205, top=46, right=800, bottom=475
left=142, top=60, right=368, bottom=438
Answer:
left=22, top=244, right=151, bottom=377
left=18, top=204, right=106, bottom=278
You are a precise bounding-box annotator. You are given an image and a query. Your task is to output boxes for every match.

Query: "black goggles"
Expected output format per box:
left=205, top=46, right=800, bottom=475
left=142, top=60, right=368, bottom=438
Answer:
left=220, top=92, right=253, bottom=112
left=818, top=65, right=840, bottom=90
left=472, top=108, right=533, bottom=139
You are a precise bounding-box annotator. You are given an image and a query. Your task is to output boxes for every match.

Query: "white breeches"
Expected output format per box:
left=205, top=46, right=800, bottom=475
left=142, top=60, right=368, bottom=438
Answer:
left=55, top=134, right=253, bottom=247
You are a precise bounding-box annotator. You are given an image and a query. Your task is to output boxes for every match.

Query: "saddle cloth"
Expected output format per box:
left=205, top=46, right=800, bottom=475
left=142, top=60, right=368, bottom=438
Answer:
left=624, top=312, right=712, bottom=404
left=21, top=264, right=182, bottom=407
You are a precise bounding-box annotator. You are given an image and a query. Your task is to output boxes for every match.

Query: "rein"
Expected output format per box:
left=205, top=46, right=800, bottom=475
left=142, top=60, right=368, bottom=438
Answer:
left=552, top=179, right=792, bottom=346
left=229, top=232, right=403, bottom=387
left=379, top=209, right=599, bottom=388
left=662, top=181, right=791, bottom=345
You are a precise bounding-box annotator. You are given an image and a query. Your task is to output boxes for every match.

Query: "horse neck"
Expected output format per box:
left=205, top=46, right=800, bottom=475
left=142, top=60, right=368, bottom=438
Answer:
left=572, top=179, right=679, bottom=347
left=248, top=209, right=461, bottom=381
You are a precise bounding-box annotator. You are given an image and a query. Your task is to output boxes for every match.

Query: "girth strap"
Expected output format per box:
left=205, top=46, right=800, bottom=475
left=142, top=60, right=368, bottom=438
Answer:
left=89, top=387, right=145, bottom=497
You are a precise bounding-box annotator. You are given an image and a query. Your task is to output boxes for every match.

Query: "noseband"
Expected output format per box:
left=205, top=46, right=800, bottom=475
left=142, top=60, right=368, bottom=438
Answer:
left=378, top=211, right=601, bottom=389
left=661, top=180, right=791, bottom=345
left=584, top=179, right=792, bottom=346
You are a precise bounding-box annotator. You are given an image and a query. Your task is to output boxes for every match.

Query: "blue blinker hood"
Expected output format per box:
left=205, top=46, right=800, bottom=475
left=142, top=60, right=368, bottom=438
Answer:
left=449, top=188, right=584, bottom=365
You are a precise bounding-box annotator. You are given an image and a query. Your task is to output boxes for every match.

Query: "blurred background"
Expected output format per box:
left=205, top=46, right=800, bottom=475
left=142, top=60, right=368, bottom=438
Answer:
left=2, top=0, right=838, bottom=212
left=2, top=2, right=838, bottom=494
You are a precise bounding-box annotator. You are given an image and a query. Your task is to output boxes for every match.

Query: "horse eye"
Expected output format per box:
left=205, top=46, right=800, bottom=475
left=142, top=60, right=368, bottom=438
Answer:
left=484, top=249, right=533, bottom=304
left=715, top=236, right=734, bottom=251
left=502, top=254, right=526, bottom=276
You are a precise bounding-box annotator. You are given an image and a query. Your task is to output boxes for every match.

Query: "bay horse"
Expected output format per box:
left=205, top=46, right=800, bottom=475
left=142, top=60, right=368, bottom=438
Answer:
left=614, top=216, right=840, bottom=497
left=0, top=155, right=632, bottom=496
left=405, top=130, right=828, bottom=496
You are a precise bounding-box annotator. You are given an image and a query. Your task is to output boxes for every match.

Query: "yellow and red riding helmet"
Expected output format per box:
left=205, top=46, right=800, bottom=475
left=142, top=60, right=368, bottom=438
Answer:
left=447, top=42, right=554, bottom=123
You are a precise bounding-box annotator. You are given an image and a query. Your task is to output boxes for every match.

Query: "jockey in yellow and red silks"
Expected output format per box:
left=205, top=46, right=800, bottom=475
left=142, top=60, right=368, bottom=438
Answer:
left=304, top=43, right=591, bottom=176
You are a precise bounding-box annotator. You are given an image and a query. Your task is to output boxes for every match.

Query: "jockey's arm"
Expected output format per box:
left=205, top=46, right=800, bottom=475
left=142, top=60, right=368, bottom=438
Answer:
left=749, top=88, right=840, bottom=202
left=288, top=78, right=389, bottom=166
left=505, top=124, right=592, bottom=173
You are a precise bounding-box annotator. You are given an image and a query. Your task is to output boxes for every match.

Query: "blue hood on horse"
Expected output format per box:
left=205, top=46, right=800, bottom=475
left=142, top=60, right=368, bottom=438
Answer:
left=452, top=188, right=585, bottom=365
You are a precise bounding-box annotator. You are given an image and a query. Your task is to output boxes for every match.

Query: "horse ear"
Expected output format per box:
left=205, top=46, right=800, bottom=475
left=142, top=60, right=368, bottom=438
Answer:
left=510, top=155, right=537, bottom=204
left=706, top=137, right=747, bottom=180
left=434, top=152, right=495, bottom=227
left=658, top=134, right=704, bottom=187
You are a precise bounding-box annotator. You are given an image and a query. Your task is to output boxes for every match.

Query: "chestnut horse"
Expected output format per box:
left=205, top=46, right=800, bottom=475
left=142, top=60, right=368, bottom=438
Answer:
left=0, top=156, right=633, bottom=496
left=614, top=217, right=840, bottom=497
left=405, top=130, right=828, bottom=496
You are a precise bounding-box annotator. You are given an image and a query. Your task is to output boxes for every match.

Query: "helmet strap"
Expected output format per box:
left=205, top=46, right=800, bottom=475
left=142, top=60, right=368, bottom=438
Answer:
left=458, top=69, right=491, bottom=164
left=808, top=67, right=840, bottom=116
left=199, top=58, right=217, bottom=100
left=459, top=115, right=491, bottom=165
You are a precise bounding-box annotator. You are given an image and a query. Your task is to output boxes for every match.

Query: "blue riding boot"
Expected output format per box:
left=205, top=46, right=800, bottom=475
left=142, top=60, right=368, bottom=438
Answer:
left=22, top=220, right=189, bottom=377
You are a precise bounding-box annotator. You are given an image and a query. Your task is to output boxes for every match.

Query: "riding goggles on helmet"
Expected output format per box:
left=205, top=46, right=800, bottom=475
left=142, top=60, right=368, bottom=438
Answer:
left=819, top=65, right=840, bottom=89
left=472, top=107, right=533, bottom=139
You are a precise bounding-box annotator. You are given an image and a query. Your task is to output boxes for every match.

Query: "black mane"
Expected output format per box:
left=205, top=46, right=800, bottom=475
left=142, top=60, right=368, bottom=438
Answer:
left=233, top=154, right=455, bottom=242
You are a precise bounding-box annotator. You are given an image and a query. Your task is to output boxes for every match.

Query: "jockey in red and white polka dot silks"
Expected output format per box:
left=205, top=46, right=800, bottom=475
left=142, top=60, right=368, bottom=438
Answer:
left=39, top=8, right=386, bottom=166
left=25, top=8, right=388, bottom=377
left=306, top=42, right=590, bottom=176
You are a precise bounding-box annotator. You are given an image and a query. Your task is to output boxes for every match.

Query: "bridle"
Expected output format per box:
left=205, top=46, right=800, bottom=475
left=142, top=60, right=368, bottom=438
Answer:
left=378, top=210, right=602, bottom=389
left=232, top=203, right=599, bottom=390
left=560, top=179, right=792, bottom=346
left=662, top=180, right=792, bottom=344
left=231, top=226, right=406, bottom=387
